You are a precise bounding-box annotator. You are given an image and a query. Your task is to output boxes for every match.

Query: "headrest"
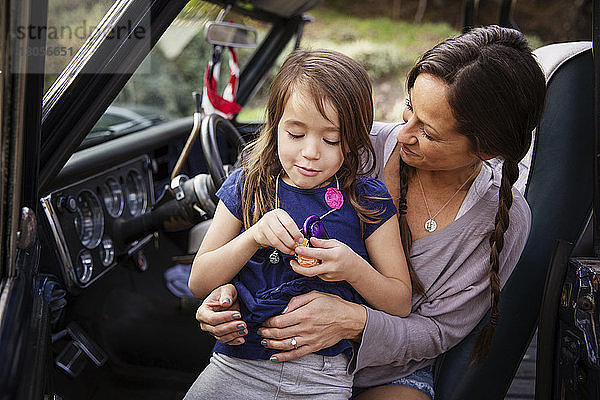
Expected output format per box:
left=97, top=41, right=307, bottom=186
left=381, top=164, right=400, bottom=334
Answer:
left=534, top=41, right=591, bottom=83
left=516, top=41, right=592, bottom=193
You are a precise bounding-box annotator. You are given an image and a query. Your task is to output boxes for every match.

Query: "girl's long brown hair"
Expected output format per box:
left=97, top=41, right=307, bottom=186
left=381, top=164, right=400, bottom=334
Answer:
left=241, top=49, right=380, bottom=231
left=403, top=26, right=546, bottom=362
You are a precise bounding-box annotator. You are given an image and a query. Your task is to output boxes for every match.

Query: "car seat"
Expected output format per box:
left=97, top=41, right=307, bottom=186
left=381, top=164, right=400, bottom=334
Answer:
left=433, top=41, right=593, bottom=399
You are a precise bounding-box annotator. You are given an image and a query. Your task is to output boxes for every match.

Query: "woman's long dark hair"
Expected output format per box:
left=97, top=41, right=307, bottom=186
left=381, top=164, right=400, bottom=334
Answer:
left=402, top=25, right=546, bottom=362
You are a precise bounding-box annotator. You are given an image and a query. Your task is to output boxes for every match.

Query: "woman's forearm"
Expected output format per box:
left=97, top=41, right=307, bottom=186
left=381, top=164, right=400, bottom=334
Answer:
left=344, top=300, right=368, bottom=342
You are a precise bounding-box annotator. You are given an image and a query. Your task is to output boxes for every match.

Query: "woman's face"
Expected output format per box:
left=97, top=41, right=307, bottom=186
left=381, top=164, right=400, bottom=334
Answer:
left=398, top=73, right=480, bottom=172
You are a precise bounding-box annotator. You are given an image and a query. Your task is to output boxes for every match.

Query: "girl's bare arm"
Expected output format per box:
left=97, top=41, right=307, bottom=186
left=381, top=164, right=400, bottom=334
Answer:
left=189, top=201, right=304, bottom=299
left=188, top=201, right=257, bottom=299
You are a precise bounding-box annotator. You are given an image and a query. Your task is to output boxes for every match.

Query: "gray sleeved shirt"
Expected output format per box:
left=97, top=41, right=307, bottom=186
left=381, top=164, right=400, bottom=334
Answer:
left=351, top=122, right=532, bottom=387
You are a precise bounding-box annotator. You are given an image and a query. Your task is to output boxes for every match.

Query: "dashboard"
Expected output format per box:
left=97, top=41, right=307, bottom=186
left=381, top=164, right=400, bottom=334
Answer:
left=41, top=155, right=155, bottom=292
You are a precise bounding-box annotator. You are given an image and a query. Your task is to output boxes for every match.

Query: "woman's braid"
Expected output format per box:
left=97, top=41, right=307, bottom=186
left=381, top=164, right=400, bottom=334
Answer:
left=472, top=159, right=519, bottom=362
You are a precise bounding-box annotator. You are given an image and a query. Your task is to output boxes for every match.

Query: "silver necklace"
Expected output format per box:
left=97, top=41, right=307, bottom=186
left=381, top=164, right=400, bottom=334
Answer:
left=416, top=166, right=479, bottom=233
left=268, top=173, right=339, bottom=264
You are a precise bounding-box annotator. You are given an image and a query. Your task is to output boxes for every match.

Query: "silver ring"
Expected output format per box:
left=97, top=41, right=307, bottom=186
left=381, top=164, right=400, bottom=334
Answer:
left=290, top=337, right=298, bottom=349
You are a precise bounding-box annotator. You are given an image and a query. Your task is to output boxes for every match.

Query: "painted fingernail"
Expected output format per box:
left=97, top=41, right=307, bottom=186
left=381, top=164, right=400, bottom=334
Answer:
left=236, top=324, right=245, bottom=330
left=281, top=306, right=289, bottom=314
left=222, top=298, right=231, bottom=304
left=238, top=329, right=247, bottom=336
left=237, top=338, right=244, bottom=344
left=256, top=330, right=262, bottom=337
left=269, top=356, right=278, bottom=362
left=232, top=313, right=241, bottom=320
left=260, top=339, right=267, bottom=346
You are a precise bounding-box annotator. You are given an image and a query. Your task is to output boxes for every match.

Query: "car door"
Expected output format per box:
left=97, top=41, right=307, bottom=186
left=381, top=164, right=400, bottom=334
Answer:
left=0, top=0, right=51, bottom=398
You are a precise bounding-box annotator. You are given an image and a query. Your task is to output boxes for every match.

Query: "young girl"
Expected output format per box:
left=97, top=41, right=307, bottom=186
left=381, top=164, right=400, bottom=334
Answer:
left=185, top=49, right=411, bottom=400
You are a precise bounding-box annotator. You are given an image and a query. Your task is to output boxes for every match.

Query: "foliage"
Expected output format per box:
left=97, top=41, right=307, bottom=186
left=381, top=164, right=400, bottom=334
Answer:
left=303, top=8, right=457, bottom=81
left=241, top=8, right=459, bottom=121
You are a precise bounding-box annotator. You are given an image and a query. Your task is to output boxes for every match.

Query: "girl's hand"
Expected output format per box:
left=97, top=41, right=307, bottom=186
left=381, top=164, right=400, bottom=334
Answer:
left=248, top=208, right=304, bottom=255
left=195, top=284, right=248, bottom=345
left=258, top=291, right=367, bottom=362
left=291, top=237, right=364, bottom=283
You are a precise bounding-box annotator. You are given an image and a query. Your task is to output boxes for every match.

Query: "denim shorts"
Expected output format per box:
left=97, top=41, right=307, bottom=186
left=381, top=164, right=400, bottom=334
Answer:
left=351, top=365, right=434, bottom=400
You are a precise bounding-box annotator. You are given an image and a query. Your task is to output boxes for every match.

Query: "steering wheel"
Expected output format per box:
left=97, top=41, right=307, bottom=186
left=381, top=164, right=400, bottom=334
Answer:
left=200, top=112, right=246, bottom=195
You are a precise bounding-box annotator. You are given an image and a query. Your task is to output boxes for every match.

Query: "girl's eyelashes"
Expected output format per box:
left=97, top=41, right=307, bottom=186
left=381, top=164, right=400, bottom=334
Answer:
left=287, top=131, right=340, bottom=145
left=405, top=98, right=413, bottom=112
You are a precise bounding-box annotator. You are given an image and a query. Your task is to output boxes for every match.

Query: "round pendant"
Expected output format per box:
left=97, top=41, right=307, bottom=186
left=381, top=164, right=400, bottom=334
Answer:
left=424, top=219, right=437, bottom=232
left=269, top=250, right=280, bottom=264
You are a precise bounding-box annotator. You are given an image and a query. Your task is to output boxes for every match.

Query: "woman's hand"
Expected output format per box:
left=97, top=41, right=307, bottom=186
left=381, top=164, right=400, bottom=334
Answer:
left=291, top=237, right=365, bottom=284
left=195, top=284, right=248, bottom=345
left=258, top=291, right=367, bottom=362
left=248, top=208, right=304, bottom=255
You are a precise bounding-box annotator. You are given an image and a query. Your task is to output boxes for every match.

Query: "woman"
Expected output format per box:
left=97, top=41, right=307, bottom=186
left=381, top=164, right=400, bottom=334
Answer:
left=194, top=25, right=546, bottom=400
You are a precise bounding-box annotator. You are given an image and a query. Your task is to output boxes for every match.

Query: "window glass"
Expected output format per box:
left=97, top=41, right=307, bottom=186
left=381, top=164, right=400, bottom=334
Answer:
left=235, top=41, right=294, bottom=123
left=111, top=2, right=270, bottom=121
left=44, top=0, right=116, bottom=93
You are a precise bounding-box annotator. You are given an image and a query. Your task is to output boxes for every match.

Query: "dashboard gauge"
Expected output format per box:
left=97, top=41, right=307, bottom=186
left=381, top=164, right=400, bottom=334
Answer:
left=100, top=237, right=115, bottom=266
left=100, top=178, right=124, bottom=217
left=73, top=190, right=104, bottom=249
left=125, top=170, right=147, bottom=216
left=75, top=250, right=94, bottom=285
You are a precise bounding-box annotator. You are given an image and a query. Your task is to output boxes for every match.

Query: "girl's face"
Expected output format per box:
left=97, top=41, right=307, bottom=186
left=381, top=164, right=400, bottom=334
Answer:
left=277, top=89, right=344, bottom=189
left=398, top=73, right=480, bottom=172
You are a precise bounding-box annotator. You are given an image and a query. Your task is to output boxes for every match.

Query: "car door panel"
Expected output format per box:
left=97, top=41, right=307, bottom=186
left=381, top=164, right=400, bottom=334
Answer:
left=0, top=0, right=49, bottom=398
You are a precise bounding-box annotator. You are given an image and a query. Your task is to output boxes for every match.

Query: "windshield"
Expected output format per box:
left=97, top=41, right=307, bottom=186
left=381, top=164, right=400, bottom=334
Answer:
left=73, top=2, right=270, bottom=149
left=44, top=0, right=117, bottom=93
left=111, top=3, right=268, bottom=120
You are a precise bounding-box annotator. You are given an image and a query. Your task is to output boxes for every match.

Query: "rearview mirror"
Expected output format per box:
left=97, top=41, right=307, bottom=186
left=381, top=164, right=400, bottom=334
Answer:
left=205, top=21, right=257, bottom=48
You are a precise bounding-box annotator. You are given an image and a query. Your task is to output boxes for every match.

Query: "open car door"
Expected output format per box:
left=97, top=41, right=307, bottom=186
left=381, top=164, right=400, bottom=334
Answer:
left=0, top=0, right=51, bottom=398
